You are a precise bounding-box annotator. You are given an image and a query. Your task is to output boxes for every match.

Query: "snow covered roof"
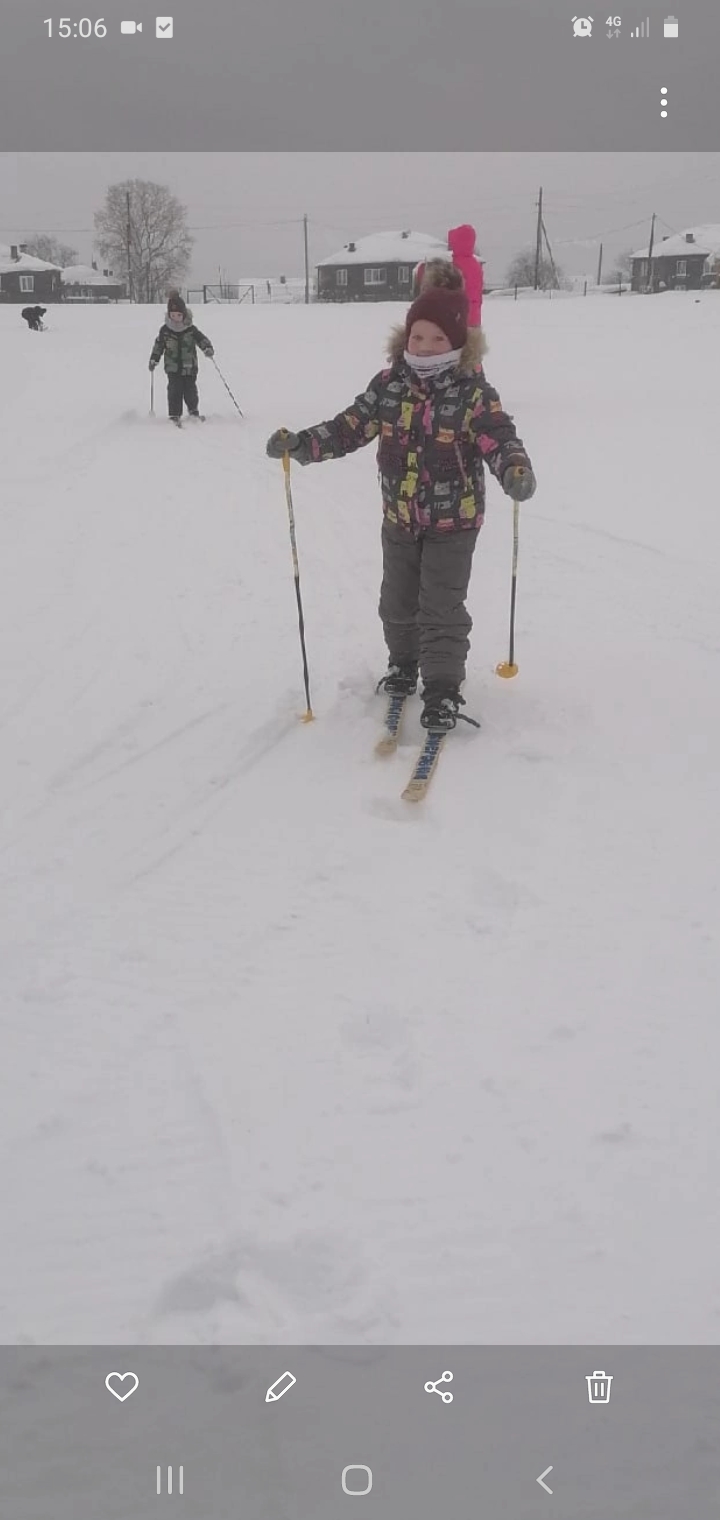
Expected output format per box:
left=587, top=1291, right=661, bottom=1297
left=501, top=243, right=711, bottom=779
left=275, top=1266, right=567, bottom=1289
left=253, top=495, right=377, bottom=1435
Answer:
left=0, top=243, right=60, bottom=274
left=61, top=264, right=119, bottom=286
left=318, top=230, right=450, bottom=267
left=632, top=224, right=720, bottom=259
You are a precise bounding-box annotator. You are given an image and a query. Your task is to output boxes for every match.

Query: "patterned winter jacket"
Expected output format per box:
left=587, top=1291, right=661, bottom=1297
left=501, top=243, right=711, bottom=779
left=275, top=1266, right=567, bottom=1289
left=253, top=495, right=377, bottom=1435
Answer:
left=150, top=312, right=213, bottom=375
left=292, top=327, right=532, bottom=535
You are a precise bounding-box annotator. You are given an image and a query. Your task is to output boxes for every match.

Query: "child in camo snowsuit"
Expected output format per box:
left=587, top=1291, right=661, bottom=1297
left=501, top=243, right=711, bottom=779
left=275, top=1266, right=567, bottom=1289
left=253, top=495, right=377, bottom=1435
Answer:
left=149, top=291, right=214, bottom=422
left=266, top=268, right=536, bottom=732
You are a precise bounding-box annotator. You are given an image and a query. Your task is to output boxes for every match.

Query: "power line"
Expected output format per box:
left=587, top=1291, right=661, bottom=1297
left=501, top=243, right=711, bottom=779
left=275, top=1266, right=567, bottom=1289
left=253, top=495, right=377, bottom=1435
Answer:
left=554, top=216, right=651, bottom=247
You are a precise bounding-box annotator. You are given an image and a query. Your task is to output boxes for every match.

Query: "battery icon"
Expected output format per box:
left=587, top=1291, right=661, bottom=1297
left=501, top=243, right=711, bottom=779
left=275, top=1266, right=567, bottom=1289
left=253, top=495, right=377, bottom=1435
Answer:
left=265, top=1371, right=296, bottom=1404
left=663, top=15, right=679, bottom=35
left=120, top=19, right=143, bottom=32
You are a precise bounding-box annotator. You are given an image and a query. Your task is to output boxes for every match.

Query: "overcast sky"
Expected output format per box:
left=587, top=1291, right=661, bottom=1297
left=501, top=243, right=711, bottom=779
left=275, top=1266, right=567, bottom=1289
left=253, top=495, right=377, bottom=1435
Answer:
left=2, top=153, right=720, bottom=284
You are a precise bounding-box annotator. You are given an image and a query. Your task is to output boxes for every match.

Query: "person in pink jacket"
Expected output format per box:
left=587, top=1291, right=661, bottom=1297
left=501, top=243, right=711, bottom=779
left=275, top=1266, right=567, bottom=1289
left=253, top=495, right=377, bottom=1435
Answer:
left=447, top=224, right=483, bottom=327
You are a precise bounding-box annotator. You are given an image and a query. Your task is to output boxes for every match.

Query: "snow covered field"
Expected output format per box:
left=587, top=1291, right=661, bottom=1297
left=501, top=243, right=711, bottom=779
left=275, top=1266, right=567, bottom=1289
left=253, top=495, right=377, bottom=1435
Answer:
left=1, top=292, right=719, bottom=1347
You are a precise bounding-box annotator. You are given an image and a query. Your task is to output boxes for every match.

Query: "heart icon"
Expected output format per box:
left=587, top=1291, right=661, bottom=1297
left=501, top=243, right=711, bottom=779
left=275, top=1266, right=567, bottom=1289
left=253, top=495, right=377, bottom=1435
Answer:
left=105, top=1372, right=139, bottom=1402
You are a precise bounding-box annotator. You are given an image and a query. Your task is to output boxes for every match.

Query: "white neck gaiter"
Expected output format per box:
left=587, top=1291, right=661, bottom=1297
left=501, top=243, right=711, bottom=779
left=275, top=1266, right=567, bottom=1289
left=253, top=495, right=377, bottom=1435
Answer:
left=404, top=348, right=463, bottom=380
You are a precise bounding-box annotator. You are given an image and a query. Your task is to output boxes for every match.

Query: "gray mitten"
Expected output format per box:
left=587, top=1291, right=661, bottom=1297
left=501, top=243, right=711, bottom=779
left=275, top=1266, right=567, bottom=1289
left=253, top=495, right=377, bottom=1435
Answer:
left=267, top=429, right=302, bottom=459
left=503, top=463, right=536, bottom=502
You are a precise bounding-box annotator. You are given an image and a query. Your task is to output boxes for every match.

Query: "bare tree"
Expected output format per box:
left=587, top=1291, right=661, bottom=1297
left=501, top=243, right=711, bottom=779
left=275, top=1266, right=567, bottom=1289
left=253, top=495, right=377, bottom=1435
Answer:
left=94, top=179, right=193, bottom=303
left=506, top=248, right=563, bottom=291
left=605, top=247, right=634, bottom=285
left=23, top=233, right=79, bottom=268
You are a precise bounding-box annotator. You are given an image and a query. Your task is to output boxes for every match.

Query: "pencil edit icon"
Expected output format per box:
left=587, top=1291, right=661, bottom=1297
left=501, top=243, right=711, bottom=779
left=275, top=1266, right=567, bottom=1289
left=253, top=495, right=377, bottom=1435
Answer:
left=265, top=1371, right=297, bottom=1403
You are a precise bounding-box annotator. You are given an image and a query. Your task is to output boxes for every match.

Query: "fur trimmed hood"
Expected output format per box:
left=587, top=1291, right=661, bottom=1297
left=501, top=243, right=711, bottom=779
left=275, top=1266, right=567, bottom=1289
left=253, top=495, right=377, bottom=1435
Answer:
left=387, top=323, right=487, bottom=375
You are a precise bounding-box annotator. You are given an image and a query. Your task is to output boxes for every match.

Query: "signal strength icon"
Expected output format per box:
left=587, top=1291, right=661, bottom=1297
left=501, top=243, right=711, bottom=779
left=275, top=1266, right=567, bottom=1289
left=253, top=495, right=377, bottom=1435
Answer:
left=630, top=16, right=650, bottom=34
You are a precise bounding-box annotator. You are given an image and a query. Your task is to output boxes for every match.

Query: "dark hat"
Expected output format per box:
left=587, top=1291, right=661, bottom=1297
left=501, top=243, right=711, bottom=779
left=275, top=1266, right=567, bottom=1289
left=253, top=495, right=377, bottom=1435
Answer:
left=405, top=284, right=469, bottom=349
left=167, top=290, right=186, bottom=313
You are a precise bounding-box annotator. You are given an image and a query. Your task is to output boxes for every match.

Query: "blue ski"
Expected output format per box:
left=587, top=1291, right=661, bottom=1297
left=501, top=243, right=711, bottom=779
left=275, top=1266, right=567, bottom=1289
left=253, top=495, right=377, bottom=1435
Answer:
left=401, top=731, right=445, bottom=802
left=375, top=694, right=408, bottom=756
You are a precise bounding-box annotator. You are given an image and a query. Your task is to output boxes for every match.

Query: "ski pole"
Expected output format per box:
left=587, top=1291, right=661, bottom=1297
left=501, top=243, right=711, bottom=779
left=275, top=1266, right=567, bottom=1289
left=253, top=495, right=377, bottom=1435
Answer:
left=211, top=357, right=244, bottom=417
left=281, top=439, right=314, bottom=722
left=150, top=369, right=155, bottom=416
left=496, top=498, right=520, bottom=678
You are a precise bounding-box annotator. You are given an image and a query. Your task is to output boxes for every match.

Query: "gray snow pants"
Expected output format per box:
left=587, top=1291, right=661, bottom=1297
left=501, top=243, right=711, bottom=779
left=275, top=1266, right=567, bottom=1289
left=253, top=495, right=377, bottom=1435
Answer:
left=378, top=519, right=479, bottom=688
left=167, top=370, right=199, bottom=418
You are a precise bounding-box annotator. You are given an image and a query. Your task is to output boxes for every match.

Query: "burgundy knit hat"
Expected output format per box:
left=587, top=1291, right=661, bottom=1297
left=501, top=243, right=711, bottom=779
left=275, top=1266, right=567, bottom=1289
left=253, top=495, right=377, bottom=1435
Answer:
left=405, top=285, right=469, bottom=349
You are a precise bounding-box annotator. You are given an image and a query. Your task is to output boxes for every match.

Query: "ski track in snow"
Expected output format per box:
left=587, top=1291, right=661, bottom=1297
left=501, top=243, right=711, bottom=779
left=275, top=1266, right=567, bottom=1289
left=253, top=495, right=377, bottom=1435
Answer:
left=1, top=299, right=720, bottom=1347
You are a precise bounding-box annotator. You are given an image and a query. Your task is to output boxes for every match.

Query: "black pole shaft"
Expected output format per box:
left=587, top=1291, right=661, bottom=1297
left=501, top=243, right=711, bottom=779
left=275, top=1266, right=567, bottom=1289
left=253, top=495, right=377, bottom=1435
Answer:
left=508, top=570, right=517, bottom=668
left=294, top=574, right=312, bottom=714
left=211, top=358, right=244, bottom=416
left=508, top=499, right=519, bottom=666
left=283, top=452, right=313, bottom=717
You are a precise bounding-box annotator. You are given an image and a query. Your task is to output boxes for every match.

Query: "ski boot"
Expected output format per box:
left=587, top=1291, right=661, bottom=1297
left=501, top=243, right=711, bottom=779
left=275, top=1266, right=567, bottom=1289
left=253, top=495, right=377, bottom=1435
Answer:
left=420, top=682, right=468, bottom=732
left=376, top=661, right=419, bottom=697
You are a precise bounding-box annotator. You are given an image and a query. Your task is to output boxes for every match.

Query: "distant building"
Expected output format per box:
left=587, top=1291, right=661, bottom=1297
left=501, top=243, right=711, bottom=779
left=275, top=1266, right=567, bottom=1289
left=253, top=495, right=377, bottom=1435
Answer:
left=61, top=263, right=126, bottom=302
left=317, top=230, right=450, bottom=303
left=631, top=225, right=720, bottom=292
left=0, top=243, right=61, bottom=303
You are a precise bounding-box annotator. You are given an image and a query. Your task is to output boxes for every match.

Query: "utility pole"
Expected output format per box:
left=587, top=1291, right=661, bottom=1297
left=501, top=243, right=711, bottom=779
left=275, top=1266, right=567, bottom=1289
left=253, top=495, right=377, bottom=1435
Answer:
left=126, top=190, right=133, bottom=303
left=646, top=212, right=656, bottom=293
left=303, top=214, right=310, bottom=305
left=541, top=216, right=559, bottom=290
left=596, top=241, right=604, bottom=287
left=534, top=187, right=543, bottom=290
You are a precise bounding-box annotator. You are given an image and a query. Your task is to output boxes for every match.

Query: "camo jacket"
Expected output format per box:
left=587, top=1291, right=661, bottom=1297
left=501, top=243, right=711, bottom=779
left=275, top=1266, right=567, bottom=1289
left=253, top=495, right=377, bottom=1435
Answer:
left=150, top=315, right=213, bottom=375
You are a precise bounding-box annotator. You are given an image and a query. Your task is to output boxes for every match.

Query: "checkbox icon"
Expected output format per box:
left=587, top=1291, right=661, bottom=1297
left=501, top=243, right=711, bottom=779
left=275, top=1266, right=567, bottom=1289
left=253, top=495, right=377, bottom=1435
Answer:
left=156, top=16, right=173, bottom=36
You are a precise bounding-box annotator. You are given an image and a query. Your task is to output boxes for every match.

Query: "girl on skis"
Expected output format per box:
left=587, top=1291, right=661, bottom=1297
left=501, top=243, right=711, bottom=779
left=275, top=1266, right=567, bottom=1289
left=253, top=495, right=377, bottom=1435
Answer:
left=149, top=291, right=214, bottom=423
left=266, top=267, right=535, bottom=733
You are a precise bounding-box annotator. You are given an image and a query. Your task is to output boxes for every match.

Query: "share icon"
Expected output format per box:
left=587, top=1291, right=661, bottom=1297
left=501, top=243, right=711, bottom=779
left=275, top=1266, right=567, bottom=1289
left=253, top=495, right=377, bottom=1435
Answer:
left=424, top=1370, right=453, bottom=1403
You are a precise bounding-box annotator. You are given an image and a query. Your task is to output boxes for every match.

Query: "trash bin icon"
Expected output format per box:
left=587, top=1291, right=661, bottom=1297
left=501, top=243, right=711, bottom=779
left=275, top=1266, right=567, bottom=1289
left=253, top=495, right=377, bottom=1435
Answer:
left=587, top=1370, right=613, bottom=1404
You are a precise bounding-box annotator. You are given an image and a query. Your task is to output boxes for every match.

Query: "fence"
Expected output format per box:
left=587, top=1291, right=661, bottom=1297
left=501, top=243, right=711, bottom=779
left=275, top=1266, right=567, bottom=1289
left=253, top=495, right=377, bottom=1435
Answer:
left=187, top=279, right=316, bottom=306
left=486, top=282, right=630, bottom=301
left=186, top=285, right=256, bottom=305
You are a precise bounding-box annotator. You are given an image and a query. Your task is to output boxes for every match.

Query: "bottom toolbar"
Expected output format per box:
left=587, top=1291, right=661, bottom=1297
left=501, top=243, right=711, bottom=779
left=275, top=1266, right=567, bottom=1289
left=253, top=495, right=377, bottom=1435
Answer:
left=0, top=1348, right=718, bottom=1518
